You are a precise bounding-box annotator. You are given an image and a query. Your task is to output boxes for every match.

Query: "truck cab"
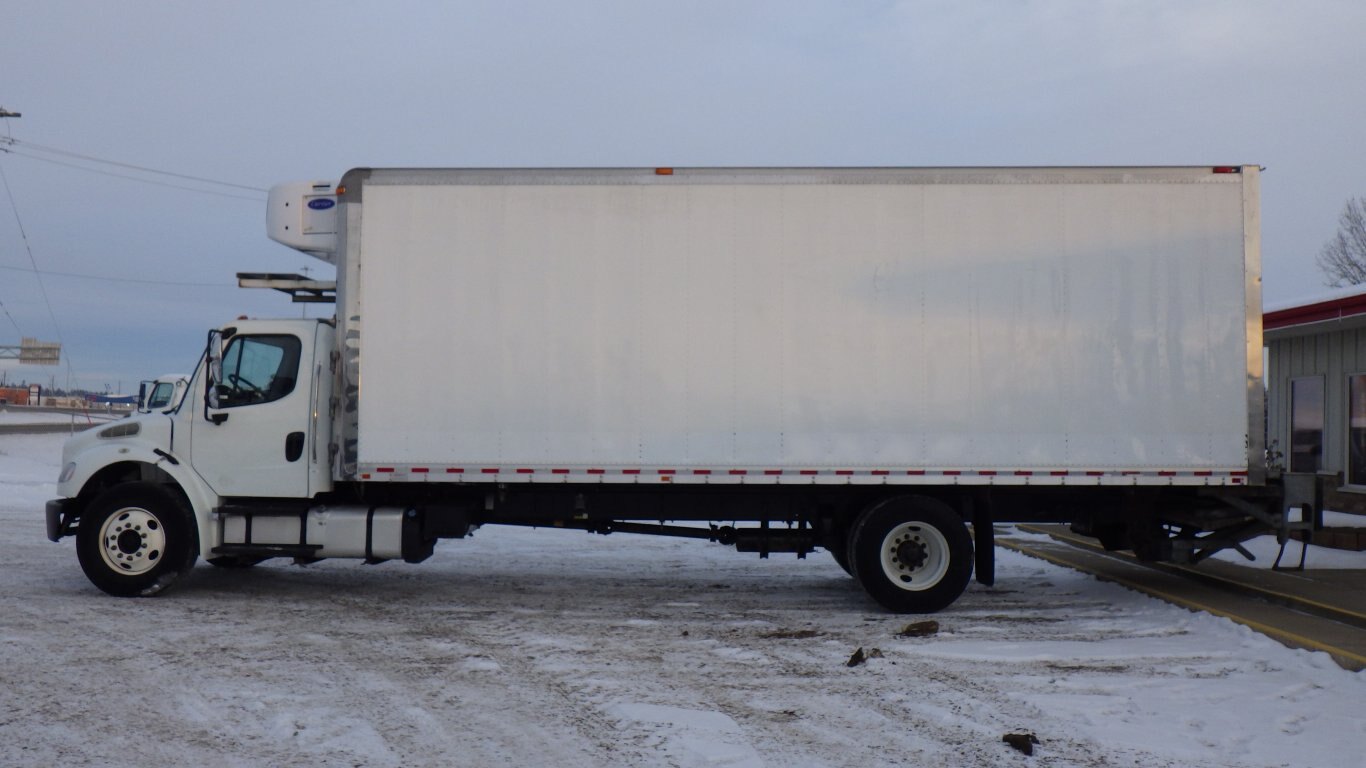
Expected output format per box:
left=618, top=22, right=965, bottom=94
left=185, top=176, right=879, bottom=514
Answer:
left=46, top=318, right=337, bottom=595
left=137, top=374, right=189, bottom=413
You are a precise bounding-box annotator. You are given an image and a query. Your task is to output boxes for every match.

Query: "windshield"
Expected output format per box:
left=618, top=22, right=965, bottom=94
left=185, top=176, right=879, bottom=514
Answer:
left=147, top=382, right=176, bottom=409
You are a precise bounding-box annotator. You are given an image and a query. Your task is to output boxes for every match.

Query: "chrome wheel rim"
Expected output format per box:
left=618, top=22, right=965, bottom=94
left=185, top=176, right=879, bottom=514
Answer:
left=98, top=507, right=165, bottom=576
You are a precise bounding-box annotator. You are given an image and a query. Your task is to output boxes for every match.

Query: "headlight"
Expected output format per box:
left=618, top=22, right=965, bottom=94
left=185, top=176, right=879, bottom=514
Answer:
left=59, top=462, right=77, bottom=483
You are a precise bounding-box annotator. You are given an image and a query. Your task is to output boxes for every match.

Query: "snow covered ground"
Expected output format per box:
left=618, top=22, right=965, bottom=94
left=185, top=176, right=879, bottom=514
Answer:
left=0, top=408, right=119, bottom=426
left=3, top=432, right=1364, bottom=767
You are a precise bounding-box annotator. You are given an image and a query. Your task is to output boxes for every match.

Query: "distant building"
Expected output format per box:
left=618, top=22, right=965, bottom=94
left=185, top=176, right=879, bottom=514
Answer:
left=1264, top=286, right=1366, bottom=511
left=0, top=386, right=33, bottom=405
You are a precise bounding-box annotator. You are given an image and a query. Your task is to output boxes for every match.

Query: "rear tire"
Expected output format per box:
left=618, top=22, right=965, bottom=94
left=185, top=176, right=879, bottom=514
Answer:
left=75, top=483, right=198, bottom=597
left=848, top=495, right=973, bottom=613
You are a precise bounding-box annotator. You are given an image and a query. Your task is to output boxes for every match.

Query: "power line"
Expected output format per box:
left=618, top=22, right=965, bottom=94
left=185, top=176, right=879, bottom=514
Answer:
left=0, top=262, right=235, bottom=288
left=0, top=159, right=72, bottom=375
left=0, top=136, right=267, bottom=193
left=0, top=295, right=22, bottom=336
left=1, top=112, right=75, bottom=389
left=1, top=147, right=264, bottom=202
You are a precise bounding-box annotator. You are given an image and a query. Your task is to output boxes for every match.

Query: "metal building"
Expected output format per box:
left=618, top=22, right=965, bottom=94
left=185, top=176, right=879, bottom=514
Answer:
left=1265, top=287, right=1366, bottom=511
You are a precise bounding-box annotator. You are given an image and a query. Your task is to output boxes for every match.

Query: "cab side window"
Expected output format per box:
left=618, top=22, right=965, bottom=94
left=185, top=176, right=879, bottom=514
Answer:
left=216, top=335, right=302, bottom=407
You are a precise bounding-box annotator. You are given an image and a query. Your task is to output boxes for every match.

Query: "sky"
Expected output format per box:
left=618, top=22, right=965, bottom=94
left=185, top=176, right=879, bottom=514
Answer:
left=1, top=1, right=1364, bottom=392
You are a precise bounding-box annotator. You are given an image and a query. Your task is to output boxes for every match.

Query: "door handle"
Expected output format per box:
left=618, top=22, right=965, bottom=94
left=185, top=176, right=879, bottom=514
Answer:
left=285, top=431, right=305, bottom=462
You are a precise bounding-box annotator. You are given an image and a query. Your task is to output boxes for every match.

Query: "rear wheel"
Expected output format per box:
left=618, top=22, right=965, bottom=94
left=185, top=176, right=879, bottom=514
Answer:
left=848, top=495, right=973, bottom=613
left=75, top=483, right=198, bottom=597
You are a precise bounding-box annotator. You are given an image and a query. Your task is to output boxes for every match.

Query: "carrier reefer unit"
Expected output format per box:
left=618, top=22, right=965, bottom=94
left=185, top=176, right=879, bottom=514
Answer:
left=47, top=166, right=1290, bottom=613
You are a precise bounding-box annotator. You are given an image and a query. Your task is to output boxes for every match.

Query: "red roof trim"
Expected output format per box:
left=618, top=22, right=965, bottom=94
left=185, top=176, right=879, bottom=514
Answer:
left=1264, top=292, right=1366, bottom=331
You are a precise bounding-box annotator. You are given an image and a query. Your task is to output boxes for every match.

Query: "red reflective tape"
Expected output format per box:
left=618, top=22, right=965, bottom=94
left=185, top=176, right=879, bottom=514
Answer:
left=764, top=470, right=783, bottom=476
left=1193, top=471, right=1212, bottom=477
left=835, top=470, right=853, bottom=476
left=516, top=468, right=533, bottom=474
left=658, top=469, right=676, bottom=475
left=446, top=467, right=464, bottom=474
left=799, top=470, right=818, bottom=476
left=587, top=469, right=605, bottom=475
left=729, top=470, right=747, bottom=476
left=1122, top=471, right=1140, bottom=476
left=943, top=470, right=961, bottom=476
left=978, top=471, right=997, bottom=476
left=1050, top=471, right=1069, bottom=476
left=481, top=468, right=499, bottom=474
left=907, top=470, right=925, bottom=476
left=1158, top=471, right=1177, bottom=477
left=1231, top=471, right=1248, bottom=477
left=552, top=469, right=570, bottom=475
left=1014, top=471, right=1033, bottom=477
left=377, top=467, right=395, bottom=473
left=693, top=469, right=712, bottom=475
left=871, top=470, right=889, bottom=476
left=623, top=469, right=641, bottom=475
left=412, top=467, right=429, bottom=474
left=1086, top=471, right=1105, bottom=477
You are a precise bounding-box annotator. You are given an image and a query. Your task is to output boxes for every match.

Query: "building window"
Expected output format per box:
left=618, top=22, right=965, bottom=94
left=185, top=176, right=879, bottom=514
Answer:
left=1350, top=375, right=1366, bottom=485
left=1290, top=377, right=1324, bottom=473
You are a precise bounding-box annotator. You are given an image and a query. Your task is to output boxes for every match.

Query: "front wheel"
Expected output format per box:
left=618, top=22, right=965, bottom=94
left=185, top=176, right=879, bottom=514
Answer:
left=848, top=496, right=973, bottom=613
left=75, top=483, right=198, bottom=597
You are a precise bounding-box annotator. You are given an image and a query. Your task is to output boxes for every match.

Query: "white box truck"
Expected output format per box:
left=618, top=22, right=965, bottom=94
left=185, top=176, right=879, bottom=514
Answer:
left=47, top=166, right=1296, bottom=613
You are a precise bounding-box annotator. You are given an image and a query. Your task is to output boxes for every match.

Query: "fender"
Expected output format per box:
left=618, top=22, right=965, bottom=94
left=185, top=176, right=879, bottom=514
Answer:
left=59, top=439, right=222, bottom=559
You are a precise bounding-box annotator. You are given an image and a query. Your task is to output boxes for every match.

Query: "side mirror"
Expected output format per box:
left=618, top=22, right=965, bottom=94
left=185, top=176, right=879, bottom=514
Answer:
left=137, top=381, right=151, bottom=413
left=204, top=329, right=226, bottom=421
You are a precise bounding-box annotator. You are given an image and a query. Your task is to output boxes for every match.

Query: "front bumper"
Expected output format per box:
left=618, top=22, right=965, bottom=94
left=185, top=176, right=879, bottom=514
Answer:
left=46, top=498, right=79, bottom=542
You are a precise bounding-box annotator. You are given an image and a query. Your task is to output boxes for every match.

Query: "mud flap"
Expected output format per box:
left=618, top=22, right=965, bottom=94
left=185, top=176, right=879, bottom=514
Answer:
left=969, top=493, right=995, bottom=586
left=401, top=507, right=435, bottom=563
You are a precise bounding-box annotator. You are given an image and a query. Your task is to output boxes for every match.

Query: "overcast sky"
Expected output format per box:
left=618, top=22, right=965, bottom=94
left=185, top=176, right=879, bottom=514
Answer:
left=1, top=1, right=1364, bottom=391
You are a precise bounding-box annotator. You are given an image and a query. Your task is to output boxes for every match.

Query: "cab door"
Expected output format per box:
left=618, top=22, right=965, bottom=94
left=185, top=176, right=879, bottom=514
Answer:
left=188, top=330, right=315, bottom=498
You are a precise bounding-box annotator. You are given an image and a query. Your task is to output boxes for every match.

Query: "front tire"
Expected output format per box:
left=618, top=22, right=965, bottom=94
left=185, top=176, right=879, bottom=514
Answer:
left=76, top=483, right=198, bottom=597
left=848, top=496, right=973, bottom=613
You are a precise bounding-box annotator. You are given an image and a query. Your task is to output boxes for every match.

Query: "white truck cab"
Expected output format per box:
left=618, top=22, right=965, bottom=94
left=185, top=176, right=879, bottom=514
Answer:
left=48, top=318, right=339, bottom=595
left=137, top=374, right=189, bottom=413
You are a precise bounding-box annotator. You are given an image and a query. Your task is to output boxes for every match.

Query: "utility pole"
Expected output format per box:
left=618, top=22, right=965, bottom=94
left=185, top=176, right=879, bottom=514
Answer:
left=1, top=107, right=21, bottom=359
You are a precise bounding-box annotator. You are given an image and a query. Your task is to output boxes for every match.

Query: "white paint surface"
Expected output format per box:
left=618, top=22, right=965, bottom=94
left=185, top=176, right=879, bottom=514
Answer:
left=353, top=169, right=1255, bottom=474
